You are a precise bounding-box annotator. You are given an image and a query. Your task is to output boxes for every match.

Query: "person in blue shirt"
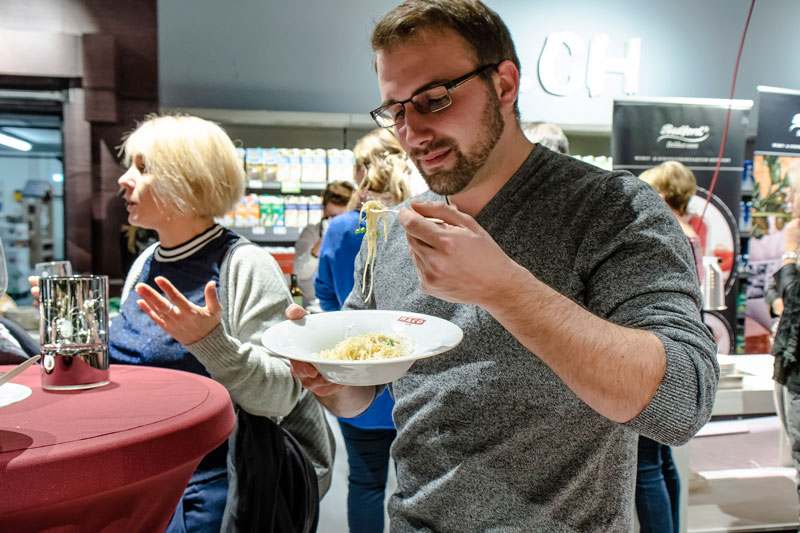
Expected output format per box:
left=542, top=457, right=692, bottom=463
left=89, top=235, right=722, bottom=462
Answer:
left=315, top=128, right=411, bottom=533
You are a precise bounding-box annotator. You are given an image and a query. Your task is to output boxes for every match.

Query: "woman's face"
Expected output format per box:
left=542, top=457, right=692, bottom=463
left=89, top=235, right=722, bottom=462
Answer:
left=324, top=202, right=347, bottom=219
left=117, top=154, right=165, bottom=230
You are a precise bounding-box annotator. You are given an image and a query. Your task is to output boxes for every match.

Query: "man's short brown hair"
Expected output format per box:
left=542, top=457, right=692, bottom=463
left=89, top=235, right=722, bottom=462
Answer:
left=371, top=0, right=521, bottom=119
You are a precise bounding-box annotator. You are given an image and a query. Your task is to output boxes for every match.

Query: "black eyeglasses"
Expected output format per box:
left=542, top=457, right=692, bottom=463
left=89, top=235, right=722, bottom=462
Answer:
left=370, top=63, right=500, bottom=129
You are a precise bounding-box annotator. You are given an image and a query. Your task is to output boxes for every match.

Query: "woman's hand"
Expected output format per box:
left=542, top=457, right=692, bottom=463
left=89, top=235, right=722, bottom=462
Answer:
left=135, top=276, right=221, bottom=346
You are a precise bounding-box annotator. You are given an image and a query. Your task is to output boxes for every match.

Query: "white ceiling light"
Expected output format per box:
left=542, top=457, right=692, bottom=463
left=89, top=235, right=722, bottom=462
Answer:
left=0, top=132, right=32, bottom=152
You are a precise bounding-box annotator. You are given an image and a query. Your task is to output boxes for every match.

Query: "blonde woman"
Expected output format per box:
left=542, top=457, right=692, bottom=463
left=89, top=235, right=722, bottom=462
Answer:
left=640, top=160, right=703, bottom=280
left=314, top=128, right=409, bottom=533
left=49, top=115, right=333, bottom=532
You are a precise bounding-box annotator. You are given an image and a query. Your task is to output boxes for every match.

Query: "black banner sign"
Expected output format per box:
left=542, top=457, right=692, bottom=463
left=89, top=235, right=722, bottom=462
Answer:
left=755, top=86, right=800, bottom=156
left=612, top=97, right=751, bottom=228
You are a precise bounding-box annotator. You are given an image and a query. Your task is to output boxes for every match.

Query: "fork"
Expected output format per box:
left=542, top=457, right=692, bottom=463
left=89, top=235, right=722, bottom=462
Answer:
left=372, top=208, right=445, bottom=225
left=0, top=355, right=42, bottom=387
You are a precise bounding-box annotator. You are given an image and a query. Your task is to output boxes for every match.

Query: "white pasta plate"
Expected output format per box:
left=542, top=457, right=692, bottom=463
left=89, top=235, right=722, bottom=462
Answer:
left=261, top=310, right=463, bottom=386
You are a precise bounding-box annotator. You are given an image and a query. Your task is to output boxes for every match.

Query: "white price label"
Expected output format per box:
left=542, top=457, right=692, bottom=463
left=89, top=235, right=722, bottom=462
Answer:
left=281, top=182, right=302, bottom=193
left=252, top=227, right=266, bottom=235
left=273, top=226, right=288, bottom=235
left=248, top=179, right=264, bottom=189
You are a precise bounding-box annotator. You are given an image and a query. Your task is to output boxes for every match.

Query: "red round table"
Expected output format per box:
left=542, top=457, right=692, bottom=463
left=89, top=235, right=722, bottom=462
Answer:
left=0, top=364, right=235, bottom=532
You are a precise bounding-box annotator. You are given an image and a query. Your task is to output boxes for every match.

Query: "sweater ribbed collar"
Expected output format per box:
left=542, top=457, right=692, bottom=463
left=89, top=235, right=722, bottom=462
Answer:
left=154, top=224, right=224, bottom=263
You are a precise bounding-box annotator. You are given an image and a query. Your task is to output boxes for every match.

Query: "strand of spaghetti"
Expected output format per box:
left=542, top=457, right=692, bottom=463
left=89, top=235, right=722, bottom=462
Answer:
left=359, top=200, right=389, bottom=302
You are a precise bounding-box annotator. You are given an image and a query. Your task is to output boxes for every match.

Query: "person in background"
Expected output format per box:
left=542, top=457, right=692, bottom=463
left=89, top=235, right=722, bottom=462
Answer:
left=636, top=160, right=704, bottom=533
left=32, top=114, right=334, bottom=533
left=0, top=241, right=33, bottom=364
left=315, top=127, right=410, bottom=533
left=765, top=170, right=800, bottom=514
left=640, top=161, right=704, bottom=282
left=293, top=181, right=355, bottom=307
left=523, top=121, right=570, bottom=154
left=290, top=1, right=718, bottom=530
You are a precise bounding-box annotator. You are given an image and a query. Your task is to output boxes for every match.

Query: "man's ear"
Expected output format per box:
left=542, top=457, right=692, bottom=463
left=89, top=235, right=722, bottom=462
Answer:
left=494, top=60, right=520, bottom=113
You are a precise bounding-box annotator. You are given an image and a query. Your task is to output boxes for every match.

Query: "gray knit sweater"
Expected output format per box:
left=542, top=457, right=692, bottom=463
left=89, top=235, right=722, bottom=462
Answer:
left=343, top=146, right=718, bottom=532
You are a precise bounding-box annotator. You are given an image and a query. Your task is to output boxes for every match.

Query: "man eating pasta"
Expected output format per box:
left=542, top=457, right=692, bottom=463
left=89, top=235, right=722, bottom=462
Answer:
left=289, top=1, right=718, bottom=530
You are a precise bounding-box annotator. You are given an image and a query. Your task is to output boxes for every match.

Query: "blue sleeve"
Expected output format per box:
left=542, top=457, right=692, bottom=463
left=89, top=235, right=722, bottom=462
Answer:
left=315, top=226, right=341, bottom=312
left=314, top=211, right=364, bottom=312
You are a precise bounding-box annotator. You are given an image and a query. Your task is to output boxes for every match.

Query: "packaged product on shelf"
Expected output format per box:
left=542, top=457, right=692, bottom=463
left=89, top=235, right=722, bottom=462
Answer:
left=297, top=196, right=309, bottom=227
left=739, top=201, right=752, bottom=233
left=246, top=195, right=260, bottom=227
left=217, top=209, right=235, bottom=228
left=307, top=195, right=323, bottom=225
left=245, top=148, right=265, bottom=181
left=233, top=198, right=245, bottom=227
left=300, top=149, right=314, bottom=183
left=326, top=149, right=340, bottom=181
left=277, top=149, right=291, bottom=182
left=260, top=195, right=285, bottom=227
left=264, top=148, right=279, bottom=182
left=289, top=149, right=303, bottom=182
left=235, top=148, right=246, bottom=171
left=259, top=195, right=271, bottom=227
left=273, top=196, right=286, bottom=227
left=341, top=149, right=356, bottom=182
left=233, top=195, right=246, bottom=228
left=313, top=149, right=327, bottom=182
left=284, top=196, right=300, bottom=228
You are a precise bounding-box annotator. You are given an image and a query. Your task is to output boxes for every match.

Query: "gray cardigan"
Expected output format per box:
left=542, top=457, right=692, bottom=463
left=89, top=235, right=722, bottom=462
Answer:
left=121, top=238, right=335, bottom=514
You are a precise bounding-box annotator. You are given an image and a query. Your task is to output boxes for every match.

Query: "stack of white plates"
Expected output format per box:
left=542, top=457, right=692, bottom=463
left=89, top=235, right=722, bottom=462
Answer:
left=717, top=354, right=737, bottom=378
left=716, top=354, right=743, bottom=389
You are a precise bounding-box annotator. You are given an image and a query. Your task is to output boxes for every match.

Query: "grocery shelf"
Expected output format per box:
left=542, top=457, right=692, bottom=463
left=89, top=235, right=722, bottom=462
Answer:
left=229, top=226, right=301, bottom=244
left=244, top=180, right=326, bottom=194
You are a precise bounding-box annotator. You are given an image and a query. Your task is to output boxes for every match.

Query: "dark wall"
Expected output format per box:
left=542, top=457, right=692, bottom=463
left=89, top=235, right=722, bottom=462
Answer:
left=0, top=0, right=158, bottom=290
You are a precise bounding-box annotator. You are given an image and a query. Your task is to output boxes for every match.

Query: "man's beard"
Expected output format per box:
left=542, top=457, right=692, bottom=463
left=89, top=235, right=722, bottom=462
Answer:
left=411, top=89, right=505, bottom=196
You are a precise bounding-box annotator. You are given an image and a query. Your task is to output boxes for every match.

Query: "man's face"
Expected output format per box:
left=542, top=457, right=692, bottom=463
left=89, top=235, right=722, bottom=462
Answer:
left=376, top=29, right=504, bottom=196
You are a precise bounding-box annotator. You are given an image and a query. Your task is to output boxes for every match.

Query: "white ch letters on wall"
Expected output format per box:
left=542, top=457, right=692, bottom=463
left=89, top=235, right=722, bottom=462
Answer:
left=537, top=32, right=641, bottom=98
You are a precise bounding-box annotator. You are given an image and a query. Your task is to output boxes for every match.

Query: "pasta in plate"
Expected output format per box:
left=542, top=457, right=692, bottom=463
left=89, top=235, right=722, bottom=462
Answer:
left=319, top=333, right=409, bottom=361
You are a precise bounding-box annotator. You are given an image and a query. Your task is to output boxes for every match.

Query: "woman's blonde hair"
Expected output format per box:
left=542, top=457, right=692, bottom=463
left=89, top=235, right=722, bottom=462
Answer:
left=119, top=114, right=244, bottom=218
left=348, top=128, right=411, bottom=210
left=639, top=161, right=697, bottom=215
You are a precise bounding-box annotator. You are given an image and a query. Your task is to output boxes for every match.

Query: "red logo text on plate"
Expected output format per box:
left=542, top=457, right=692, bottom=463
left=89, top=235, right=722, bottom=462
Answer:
left=398, top=316, right=426, bottom=325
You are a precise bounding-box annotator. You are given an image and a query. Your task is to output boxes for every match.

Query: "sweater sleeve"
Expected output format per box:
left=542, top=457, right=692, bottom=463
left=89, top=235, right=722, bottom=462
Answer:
left=315, top=222, right=343, bottom=312
left=187, top=244, right=303, bottom=418
left=576, top=174, right=719, bottom=445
